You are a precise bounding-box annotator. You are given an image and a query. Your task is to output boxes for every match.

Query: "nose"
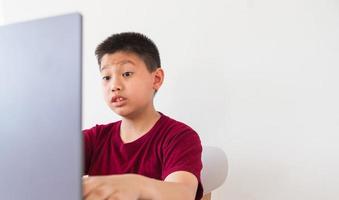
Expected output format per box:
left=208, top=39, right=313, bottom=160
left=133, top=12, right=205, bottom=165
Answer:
left=110, top=77, right=122, bottom=92
left=111, top=86, right=121, bottom=92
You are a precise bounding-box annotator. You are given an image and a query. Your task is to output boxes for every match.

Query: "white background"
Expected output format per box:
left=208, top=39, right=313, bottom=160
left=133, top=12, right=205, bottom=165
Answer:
left=1, top=0, right=339, bottom=199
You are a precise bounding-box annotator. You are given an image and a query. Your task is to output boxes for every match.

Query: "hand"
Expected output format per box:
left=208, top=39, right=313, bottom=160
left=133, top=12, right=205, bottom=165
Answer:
left=83, top=174, right=142, bottom=200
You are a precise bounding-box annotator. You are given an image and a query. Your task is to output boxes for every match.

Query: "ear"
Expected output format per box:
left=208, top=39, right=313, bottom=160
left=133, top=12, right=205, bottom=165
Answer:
left=152, top=68, right=164, bottom=91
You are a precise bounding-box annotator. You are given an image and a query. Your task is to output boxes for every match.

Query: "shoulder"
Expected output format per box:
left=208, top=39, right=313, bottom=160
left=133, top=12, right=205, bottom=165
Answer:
left=160, top=113, right=196, bottom=133
left=82, top=121, right=121, bottom=142
left=158, top=113, right=201, bottom=146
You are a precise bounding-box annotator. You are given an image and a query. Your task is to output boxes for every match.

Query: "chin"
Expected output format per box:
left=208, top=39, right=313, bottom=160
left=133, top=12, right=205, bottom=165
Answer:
left=111, top=107, right=133, bottom=118
left=115, top=109, right=143, bottom=120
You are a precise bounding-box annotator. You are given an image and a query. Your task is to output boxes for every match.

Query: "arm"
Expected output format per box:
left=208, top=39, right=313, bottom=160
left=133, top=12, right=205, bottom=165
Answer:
left=148, top=171, right=198, bottom=200
left=83, top=171, right=198, bottom=200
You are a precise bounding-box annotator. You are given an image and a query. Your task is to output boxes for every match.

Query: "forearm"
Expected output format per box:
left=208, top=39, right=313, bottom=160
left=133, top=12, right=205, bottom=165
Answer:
left=137, top=175, right=196, bottom=200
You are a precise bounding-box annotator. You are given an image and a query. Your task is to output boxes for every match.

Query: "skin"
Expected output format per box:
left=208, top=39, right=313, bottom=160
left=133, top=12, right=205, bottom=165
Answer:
left=83, top=51, right=198, bottom=200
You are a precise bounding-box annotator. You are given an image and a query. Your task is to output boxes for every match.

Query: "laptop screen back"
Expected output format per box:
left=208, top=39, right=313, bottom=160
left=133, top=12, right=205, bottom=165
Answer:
left=0, top=13, right=82, bottom=200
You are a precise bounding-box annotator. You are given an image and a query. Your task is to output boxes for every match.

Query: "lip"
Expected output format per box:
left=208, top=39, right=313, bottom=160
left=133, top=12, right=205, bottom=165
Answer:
left=111, top=95, right=127, bottom=107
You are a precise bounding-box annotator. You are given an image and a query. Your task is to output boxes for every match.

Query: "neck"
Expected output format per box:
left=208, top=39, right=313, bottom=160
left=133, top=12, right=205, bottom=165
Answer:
left=120, top=106, right=161, bottom=143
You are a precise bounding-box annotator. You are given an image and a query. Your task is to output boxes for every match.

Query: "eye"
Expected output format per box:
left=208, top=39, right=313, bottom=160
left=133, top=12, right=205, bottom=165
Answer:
left=102, top=76, right=110, bottom=81
left=122, top=72, right=133, bottom=78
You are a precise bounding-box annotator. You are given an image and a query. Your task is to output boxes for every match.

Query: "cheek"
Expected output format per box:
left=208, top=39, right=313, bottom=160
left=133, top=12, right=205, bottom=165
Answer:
left=126, top=84, right=151, bottom=102
left=102, top=85, right=110, bottom=99
left=134, top=80, right=153, bottom=94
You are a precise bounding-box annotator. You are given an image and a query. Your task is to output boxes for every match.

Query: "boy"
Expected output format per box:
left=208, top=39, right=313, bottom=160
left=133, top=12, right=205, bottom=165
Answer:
left=82, top=32, right=203, bottom=200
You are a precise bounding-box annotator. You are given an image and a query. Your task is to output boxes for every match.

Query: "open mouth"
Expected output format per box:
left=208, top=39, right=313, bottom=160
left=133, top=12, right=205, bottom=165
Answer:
left=112, top=97, right=125, bottom=102
left=111, top=96, right=127, bottom=106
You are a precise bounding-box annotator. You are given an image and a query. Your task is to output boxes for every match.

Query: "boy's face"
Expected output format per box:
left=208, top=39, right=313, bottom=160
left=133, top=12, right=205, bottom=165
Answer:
left=99, top=51, right=163, bottom=118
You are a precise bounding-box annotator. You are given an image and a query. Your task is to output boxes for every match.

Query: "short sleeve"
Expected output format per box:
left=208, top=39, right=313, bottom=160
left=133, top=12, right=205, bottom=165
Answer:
left=162, top=127, right=203, bottom=199
left=82, top=126, right=97, bottom=175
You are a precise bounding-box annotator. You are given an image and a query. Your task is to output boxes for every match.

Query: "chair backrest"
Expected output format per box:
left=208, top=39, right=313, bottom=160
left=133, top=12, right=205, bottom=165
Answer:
left=201, top=146, right=228, bottom=195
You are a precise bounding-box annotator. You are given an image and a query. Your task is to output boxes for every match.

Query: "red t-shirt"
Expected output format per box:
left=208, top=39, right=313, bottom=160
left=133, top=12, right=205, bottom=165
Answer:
left=83, top=112, right=203, bottom=199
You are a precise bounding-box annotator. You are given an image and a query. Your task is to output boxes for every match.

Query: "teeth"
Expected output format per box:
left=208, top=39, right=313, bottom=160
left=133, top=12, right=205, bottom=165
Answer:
left=115, top=97, right=124, bottom=102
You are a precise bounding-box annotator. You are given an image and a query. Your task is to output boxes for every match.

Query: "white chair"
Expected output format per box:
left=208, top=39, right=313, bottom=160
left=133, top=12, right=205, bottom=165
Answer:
left=201, top=146, right=228, bottom=200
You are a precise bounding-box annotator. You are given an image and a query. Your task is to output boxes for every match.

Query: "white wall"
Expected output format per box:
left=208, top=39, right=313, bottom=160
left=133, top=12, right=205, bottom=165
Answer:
left=2, top=0, right=339, bottom=199
left=0, top=0, right=5, bottom=25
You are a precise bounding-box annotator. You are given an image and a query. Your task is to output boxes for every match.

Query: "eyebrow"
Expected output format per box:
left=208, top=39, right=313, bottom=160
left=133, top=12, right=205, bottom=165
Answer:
left=100, top=60, right=135, bottom=71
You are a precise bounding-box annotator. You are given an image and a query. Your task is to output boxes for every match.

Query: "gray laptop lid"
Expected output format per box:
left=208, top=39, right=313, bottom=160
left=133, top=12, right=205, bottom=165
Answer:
left=0, top=13, right=82, bottom=200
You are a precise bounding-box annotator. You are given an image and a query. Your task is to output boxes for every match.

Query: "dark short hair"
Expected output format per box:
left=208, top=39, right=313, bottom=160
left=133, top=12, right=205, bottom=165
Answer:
left=95, top=32, right=161, bottom=72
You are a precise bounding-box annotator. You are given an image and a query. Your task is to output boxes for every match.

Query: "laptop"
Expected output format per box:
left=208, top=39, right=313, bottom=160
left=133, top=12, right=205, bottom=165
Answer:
left=0, top=13, right=82, bottom=200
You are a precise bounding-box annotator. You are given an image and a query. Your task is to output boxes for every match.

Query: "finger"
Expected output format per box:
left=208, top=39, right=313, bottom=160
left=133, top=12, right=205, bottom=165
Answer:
left=85, top=185, right=113, bottom=200
left=107, top=191, right=125, bottom=200
left=83, top=177, right=101, bottom=197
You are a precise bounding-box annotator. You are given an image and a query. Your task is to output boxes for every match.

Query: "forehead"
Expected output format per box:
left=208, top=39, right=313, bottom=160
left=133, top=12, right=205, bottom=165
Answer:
left=100, top=52, right=145, bottom=71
